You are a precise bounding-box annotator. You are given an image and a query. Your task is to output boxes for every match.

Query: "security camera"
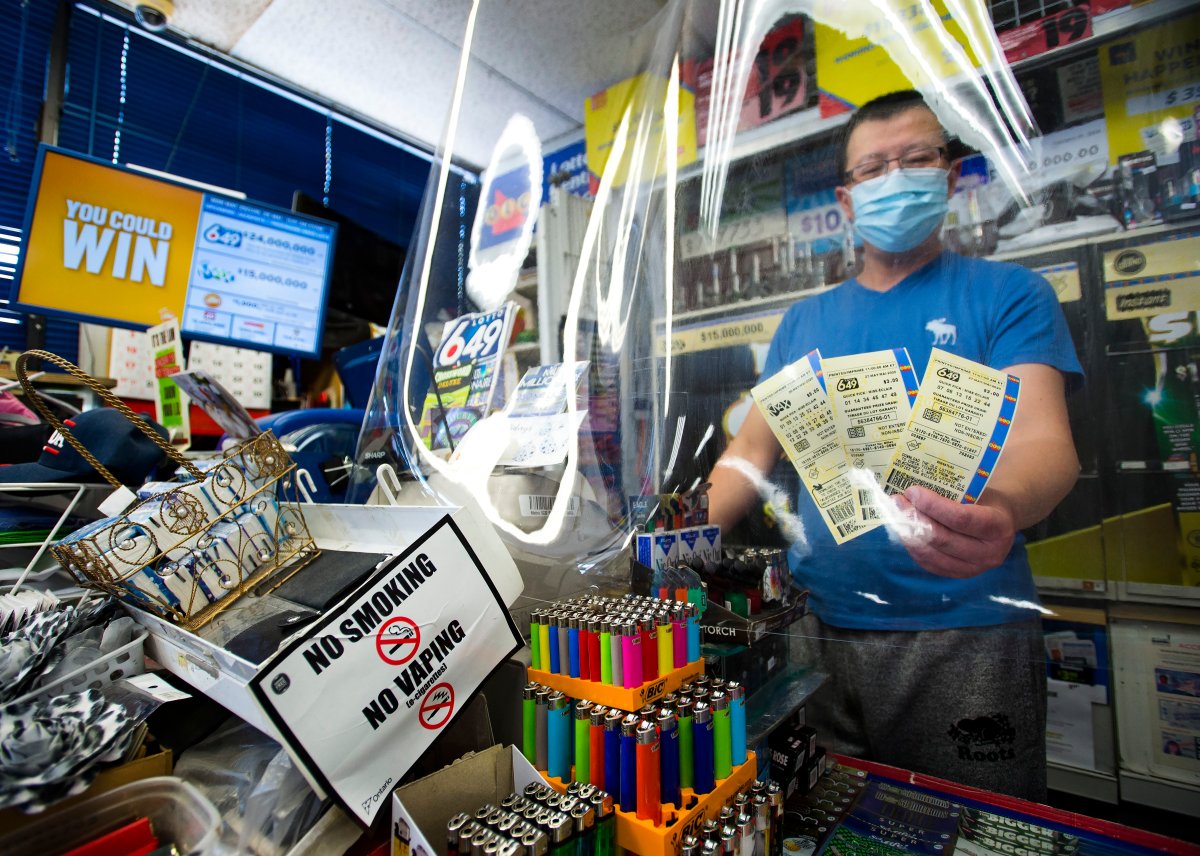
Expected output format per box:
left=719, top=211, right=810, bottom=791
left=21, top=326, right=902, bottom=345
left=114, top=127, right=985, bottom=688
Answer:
left=134, top=0, right=174, bottom=32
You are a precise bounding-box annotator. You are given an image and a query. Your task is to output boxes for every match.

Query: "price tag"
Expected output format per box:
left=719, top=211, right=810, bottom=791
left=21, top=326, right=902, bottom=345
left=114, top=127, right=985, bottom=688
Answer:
left=999, top=6, right=1092, bottom=63
left=793, top=203, right=844, bottom=242
left=1127, top=82, right=1200, bottom=117
left=746, top=18, right=808, bottom=128
left=654, top=310, right=784, bottom=357
left=1016, top=118, right=1108, bottom=176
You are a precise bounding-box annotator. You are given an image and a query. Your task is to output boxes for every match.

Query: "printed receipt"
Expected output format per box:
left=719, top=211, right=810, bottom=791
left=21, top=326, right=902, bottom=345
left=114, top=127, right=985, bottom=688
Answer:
left=752, top=350, right=873, bottom=543
left=882, top=348, right=1020, bottom=504
left=822, top=348, right=920, bottom=521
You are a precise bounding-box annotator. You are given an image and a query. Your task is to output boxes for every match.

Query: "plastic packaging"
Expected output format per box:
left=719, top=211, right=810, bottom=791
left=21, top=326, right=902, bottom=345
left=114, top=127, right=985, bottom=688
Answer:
left=13, top=627, right=147, bottom=704
left=0, top=776, right=220, bottom=856
left=172, top=718, right=325, bottom=855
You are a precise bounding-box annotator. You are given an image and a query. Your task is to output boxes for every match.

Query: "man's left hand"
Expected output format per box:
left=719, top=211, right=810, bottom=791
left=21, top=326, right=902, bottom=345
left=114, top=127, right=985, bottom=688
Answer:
left=894, top=486, right=1016, bottom=578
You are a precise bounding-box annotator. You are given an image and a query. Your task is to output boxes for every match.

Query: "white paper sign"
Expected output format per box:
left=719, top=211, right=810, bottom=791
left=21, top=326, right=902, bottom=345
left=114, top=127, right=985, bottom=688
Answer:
left=250, top=516, right=523, bottom=825
left=1046, top=679, right=1097, bottom=771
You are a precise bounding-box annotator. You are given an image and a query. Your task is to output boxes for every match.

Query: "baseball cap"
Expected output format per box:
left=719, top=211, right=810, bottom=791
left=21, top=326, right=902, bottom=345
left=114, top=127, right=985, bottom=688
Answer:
left=0, top=407, right=169, bottom=486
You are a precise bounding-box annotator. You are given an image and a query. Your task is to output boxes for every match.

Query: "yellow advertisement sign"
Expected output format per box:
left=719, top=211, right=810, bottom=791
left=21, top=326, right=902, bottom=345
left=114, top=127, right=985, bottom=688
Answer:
left=19, top=149, right=202, bottom=327
left=1102, top=233, right=1200, bottom=321
left=1032, top=261, right=1082, bottom=304
left=654, top=310, right=783, bottom=357
left=585, top=72, right=697, bottom=188
left=813, top=1, right=986, bottom=113
left=1098, top=13, right=1200, bottom=161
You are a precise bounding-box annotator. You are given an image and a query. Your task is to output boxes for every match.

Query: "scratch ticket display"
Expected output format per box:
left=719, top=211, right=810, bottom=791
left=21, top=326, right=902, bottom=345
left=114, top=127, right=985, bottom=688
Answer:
left=882, top=349, right=1020, bottom=505
left=823, top=348, right=921, bottom=521
left=752, top=350, right=875, bottom=543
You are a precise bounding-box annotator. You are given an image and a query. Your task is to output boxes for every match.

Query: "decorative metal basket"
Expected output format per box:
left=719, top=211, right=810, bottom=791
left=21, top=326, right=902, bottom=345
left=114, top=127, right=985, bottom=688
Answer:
left=17, top=351, right=319, bottom=631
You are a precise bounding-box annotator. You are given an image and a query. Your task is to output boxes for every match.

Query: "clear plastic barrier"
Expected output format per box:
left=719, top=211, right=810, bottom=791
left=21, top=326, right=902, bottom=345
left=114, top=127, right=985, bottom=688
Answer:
left=350, top=0, right=1199, bottom=799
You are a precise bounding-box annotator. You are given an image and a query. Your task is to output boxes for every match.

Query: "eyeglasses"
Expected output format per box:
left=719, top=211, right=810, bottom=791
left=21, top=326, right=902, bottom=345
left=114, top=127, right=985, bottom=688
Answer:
left=844, top=145, right=947, bottom=184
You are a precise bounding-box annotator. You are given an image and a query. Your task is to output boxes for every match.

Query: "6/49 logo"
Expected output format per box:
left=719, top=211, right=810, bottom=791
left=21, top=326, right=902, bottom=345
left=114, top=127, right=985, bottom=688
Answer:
left=204, top=223, right=242, bottom=247
left=836, top=377, right=860, bottom=392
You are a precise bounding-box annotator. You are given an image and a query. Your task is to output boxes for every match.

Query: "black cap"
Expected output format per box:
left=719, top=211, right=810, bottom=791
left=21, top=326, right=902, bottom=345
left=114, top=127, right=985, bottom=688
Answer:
left=0, top=407, right=168, bottom=485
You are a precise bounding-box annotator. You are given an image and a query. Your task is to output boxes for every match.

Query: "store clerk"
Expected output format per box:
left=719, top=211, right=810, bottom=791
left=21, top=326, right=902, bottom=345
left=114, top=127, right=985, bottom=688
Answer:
left=706, top=90, right=1082, bottom=800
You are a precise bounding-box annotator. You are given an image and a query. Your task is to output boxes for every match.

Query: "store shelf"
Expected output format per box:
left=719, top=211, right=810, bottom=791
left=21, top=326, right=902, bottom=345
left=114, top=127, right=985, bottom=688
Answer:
left=676, top=108, right=850, bottom=185
left=1118, top=771, right=1200, bottom=818
left=1116, top=581, right=1200, bottom=606
left=1035, top=576, right=1110, bottom=599
left=1047, top=763, right=1118, bottom=805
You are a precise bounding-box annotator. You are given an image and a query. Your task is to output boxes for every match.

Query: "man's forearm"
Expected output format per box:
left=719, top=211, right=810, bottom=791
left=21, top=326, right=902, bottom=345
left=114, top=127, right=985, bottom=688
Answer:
left=707, top=455, right=766, bottom=531
left=980, top=436, right=1080, bottom=530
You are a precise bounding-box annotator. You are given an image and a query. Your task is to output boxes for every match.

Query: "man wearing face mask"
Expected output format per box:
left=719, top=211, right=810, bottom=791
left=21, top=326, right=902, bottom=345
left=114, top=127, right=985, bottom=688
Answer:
left=706, top=90, right=1081, bottom=800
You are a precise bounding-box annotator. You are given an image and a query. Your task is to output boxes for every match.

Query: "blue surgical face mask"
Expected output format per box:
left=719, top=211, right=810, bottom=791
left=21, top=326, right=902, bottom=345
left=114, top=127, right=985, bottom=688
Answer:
left=849, top=167, right=950, bottom=254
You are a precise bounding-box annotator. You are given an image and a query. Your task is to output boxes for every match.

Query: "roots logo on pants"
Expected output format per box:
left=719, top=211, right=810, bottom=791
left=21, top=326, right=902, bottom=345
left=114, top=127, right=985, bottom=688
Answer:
left=948, top=713, right=1016, bottom=762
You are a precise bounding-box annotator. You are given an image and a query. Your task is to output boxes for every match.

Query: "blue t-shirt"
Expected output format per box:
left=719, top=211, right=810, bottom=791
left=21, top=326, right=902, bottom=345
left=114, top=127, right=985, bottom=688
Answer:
left=760, top=251, right=1083, bottom=631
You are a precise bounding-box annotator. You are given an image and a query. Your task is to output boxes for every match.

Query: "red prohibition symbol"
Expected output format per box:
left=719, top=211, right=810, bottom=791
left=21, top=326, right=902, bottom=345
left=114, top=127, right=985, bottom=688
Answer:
left=419, top=682, right=455, bottom=730
left=375, top=616, right=420, bottom=666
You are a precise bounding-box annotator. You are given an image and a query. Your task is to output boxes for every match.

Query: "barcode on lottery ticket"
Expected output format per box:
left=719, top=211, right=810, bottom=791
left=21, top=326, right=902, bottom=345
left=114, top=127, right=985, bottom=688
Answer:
left=883, top=470, right=958, bottom=500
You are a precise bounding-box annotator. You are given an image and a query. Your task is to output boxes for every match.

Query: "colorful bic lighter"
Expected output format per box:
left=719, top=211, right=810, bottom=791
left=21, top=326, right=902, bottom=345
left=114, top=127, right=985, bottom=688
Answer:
left=528, top=595, right=702, bottom=694
left=523, top=673, right=752, bottom=843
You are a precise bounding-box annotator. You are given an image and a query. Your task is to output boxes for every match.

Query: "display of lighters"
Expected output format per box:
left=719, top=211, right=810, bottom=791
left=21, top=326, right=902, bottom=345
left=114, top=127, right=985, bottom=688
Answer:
left=568, top=617, right=581, bottom=679
left=599, top=619, right=613, bottom=685
left=657, top=708, right=681, bottom=809
left=574, top=701, right=591, bottom=784
left=609, top=620, right=623, bottom=688
left=635, top=719, right=661, bottom=824
left=536, top=686, right=550, bottom=772
left=548, top=613, right=562, bottom=674
left=677, top=696, right=695, bottom=791
left=589, top=705, right=606, bottom=789
left=622, top=621, right=643, bottom=689
left=523, top=683, right=538, bottom=765
left=603, top=709, right=622, bottom=800
left=548, top=691, right=571, bottom=781
left=728, top=682, right=746, bottom=768
left=528, top=595, right=702, bottom=691
left=619, top=714, right=638, bottom=813
left=530, top=613, right=542, bottom=671
left=452, top=785, right=622, bottom=856
left=692, top=701, right=715, bottom=795
left=656, top=610, right=673, bottom=676
left=640, top=615, right=658, bottom=683
left=712, top=690, right=732, bottom=781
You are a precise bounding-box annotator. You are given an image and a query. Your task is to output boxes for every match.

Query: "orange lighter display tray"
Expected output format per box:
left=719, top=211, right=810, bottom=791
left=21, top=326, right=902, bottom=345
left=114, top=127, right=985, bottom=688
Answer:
left=526, top=660, right=704, bottom=710
left=541, top=753, right=757, bottom=856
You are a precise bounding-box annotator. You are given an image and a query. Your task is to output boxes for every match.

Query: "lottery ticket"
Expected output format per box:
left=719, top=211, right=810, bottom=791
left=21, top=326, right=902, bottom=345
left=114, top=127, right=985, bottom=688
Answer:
left=753, top=350, right=875, bottom=543
left=882, top=348, right=1020, bottom=504
left=822, top=348, right=921, bottom=522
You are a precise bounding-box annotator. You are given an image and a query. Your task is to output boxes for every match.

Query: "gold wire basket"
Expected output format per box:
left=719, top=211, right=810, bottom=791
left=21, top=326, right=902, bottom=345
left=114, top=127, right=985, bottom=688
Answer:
left=17, top=350, right=320, bottom=631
